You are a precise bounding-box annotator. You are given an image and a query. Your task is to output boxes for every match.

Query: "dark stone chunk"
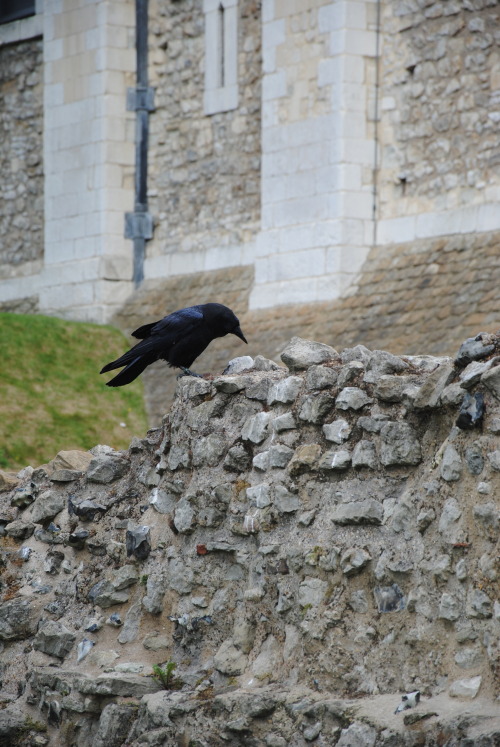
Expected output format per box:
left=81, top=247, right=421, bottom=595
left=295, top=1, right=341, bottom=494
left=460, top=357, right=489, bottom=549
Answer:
left=374, top=584, right=405, bottom=613
left=455, top=334, right=495, bottom=367
left=68, top=529, right=90, bottom=550
left=126, top=525, right=151, bottom=560
left=456, top=392, right=485, bottom=430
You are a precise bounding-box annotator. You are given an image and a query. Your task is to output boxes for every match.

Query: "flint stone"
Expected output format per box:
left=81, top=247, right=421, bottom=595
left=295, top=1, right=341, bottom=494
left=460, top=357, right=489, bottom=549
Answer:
left=449, top=675, right=482, bottom=699
left=48, top=450, right=93, bottom=473
left=247, top=484, right=271, bottom=508
left=438, top=498, right=462, bottom=538
left=5, top=519, right=35, bottom=539
left=0, top=707, right=26, bottom=741
left=287, top=444, right=321, bottom=475
left=253, top=355, right=281, bottom=371
left=118, top=601, right=142, bottom=644
left=438, top=593, right=461, bottom=621
left=323, top=419, right=351, bottom=443
left=455, top=647, right=483, bottom=669
left=143, top=633, right=170, bottom=650
left=413, top=362, right=455, bottom=409
left=341, top=345, right=372, bottom=365
left=173, top=498, right=195, bottom=533
left=380, top=422, right=422, bottom=466
left=465, top=444, right=484, bottom=474
left=459, top=360, right=494, bottom=389
left=192, top=435, right=226, bottom=466
left=440, top=382, right=465, bottom=406
left=374, top=375, right=413, bottom=402
left=281, top=337, right=337, bottom=371
left=11, top=484, right=35, bottom=507
left=473, top=502, right=499, bottom=530
left=274, top=485, right=301, bottom=513
left=168, top=444, right=190, bottom=470
left=337, top=722, right=377, bottom=747
left=267, top=376, right=302, bottom=405
left=213, top=375, right=246, bottom=393
left=340, top=548, right=371, bottom=576
left=87, top=455, right=128, bottom=484
left=224, top=443, right=251, bottom=471
left=242, top=412, right=272, bottom=444
left=306, top=364, right=338, bottom=390
left=214, top=640, right=248, bottom=675
left=149, top=488, right=176, bottom=514
left=318, top=449, right=351, bottom=470
left=33, top=620, right=76, bottom=659
left=332, top=499, right=383, bottom=525
left=251, top=635, right=282, bottom=680
left=456, top=558, right=468, bottom=581
left=440, top=444, right=462, bottom=481
left=273, top=412, right=296, bottom=432
left=51, top=469, right=83, bottom=482
left=126, top=525, right=151, bottom=559
left=456, top=392, right=485, bottom=430
left=364, top=350, right=409, bottom=383
left=29, top=490, right=65, bottom=524
left=299, top=393, right=335, bottom=424
left=336, top=387, right=373, bottom=411
left=352, top=440, right=378, bottom=469
left=487, top=449, right=500, bottom=471
left=168, top=557, right=194, bottom=594
left=466, top=589, right=492, bottom=618
left=223, top=356, right=254, bottom=374
left=253, top=451, right=269, bottom=470
left=78, top=672, right=161, bottom=697
left=89, top=580, right=130, bottom=609
left=0, top=597, right=36, bottom=640
left=338, top=360, right=364, bottom=387
left=374, top=584, right=405, bottom=613
left=142, top=574, right=166, bottom=615
left=298, top=578, right=328, bottom=607
left=349, top=590, right=369, bottom=613
left=481, top=363, right=500, bottom=399
left=110, top=565, right=138, bottom=591
left=357, top=414, right=390, bottom=433
left=268, top=445, right=293, bottom=468
left=93, top=703, right=139, bottom=747
left=456, top=334, right=495, bottom=366
left=34, top=525, right=64, bottom=544
left=245, top=376, right=274, bottom=401
left=0, top=471, right=20, bottom=492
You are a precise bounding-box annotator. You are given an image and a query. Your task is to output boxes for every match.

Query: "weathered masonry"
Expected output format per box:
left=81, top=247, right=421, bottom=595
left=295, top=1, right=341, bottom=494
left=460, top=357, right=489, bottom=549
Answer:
left=0, top=334, right=499, bottom=744
left=0, top=0, right=499, bottom=341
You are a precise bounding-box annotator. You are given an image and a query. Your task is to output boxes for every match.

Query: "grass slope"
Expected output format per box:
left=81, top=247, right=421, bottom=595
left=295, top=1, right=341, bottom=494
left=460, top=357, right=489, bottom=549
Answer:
left=0, top=313, right=148, bottom=471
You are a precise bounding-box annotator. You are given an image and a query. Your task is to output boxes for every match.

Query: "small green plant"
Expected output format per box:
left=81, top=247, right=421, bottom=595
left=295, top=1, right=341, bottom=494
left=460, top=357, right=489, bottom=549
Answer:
left=151, top=661, right=183, bottom=690
left=140, top=574, right=149, bottom=586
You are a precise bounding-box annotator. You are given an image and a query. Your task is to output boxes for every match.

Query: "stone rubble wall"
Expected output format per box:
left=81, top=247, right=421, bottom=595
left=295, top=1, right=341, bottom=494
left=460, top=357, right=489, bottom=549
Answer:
left=379, top=0, right=500, bottom=220
left=146, top=0, right=261, bottom=267
left=0, top=38, right=44, bottom=275
left=0, top=335, right=499, bottom=747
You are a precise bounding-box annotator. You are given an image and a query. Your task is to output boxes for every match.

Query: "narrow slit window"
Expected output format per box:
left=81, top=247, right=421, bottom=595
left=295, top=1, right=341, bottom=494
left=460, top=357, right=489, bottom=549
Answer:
left=204, top=0, right=238, bottom=115
left=218, top=3, right=225, bottom=88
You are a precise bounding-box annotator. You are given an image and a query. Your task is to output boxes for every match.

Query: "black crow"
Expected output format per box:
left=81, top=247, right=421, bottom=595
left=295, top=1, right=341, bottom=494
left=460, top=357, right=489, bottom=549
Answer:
left=100, top=303, right=247, bottom=387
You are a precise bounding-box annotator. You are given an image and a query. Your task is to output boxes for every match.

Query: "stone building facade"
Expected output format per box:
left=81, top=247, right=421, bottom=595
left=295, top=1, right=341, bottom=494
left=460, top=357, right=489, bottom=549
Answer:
left=0, top=0, right=499, bottom=353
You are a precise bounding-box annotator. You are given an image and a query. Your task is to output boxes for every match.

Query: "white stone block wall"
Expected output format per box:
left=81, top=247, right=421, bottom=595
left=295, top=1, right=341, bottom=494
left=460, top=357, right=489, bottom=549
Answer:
left=40, top=0, right=135, bottom=323
left=249, top=0, right=379, bottom=310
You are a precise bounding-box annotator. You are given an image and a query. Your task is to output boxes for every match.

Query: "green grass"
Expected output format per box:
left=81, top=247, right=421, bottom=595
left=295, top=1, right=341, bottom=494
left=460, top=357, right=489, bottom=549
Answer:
left=0, top=312, right=148, bottom=471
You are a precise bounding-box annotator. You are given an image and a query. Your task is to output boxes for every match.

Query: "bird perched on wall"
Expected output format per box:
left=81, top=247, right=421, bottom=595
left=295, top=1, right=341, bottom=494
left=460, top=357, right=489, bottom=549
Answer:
left=100, top=303, right=247, bottom=387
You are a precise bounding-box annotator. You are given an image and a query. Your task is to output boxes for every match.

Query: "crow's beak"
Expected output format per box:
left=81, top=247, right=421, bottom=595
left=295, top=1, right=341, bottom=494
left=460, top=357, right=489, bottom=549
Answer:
left=233, top=326, right=247, bottom=344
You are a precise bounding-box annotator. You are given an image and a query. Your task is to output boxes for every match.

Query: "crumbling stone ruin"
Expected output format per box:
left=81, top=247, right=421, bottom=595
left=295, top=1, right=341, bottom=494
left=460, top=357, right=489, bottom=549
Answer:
left=0, top=335, right=499, bottom=746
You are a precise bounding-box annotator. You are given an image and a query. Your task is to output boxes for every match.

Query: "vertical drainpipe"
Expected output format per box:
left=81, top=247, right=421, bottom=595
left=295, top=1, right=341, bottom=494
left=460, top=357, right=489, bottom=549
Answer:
left=372, top=0, right=382, bottom=248
left=125, top=0, right=155, bottom=286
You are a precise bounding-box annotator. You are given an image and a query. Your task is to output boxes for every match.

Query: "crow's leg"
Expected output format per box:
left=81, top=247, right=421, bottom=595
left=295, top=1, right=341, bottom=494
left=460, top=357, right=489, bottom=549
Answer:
left=177, top=367, right=203, bottom=379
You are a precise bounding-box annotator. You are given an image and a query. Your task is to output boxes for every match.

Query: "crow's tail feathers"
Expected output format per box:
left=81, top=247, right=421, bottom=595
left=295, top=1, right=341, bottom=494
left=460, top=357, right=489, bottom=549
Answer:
left=102, top=355, right=150, bottom=387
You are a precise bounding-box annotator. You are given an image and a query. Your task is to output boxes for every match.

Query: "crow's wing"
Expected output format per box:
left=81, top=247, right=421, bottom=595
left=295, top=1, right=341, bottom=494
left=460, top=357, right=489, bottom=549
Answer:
left=132, top=306, right=204, bottom=340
